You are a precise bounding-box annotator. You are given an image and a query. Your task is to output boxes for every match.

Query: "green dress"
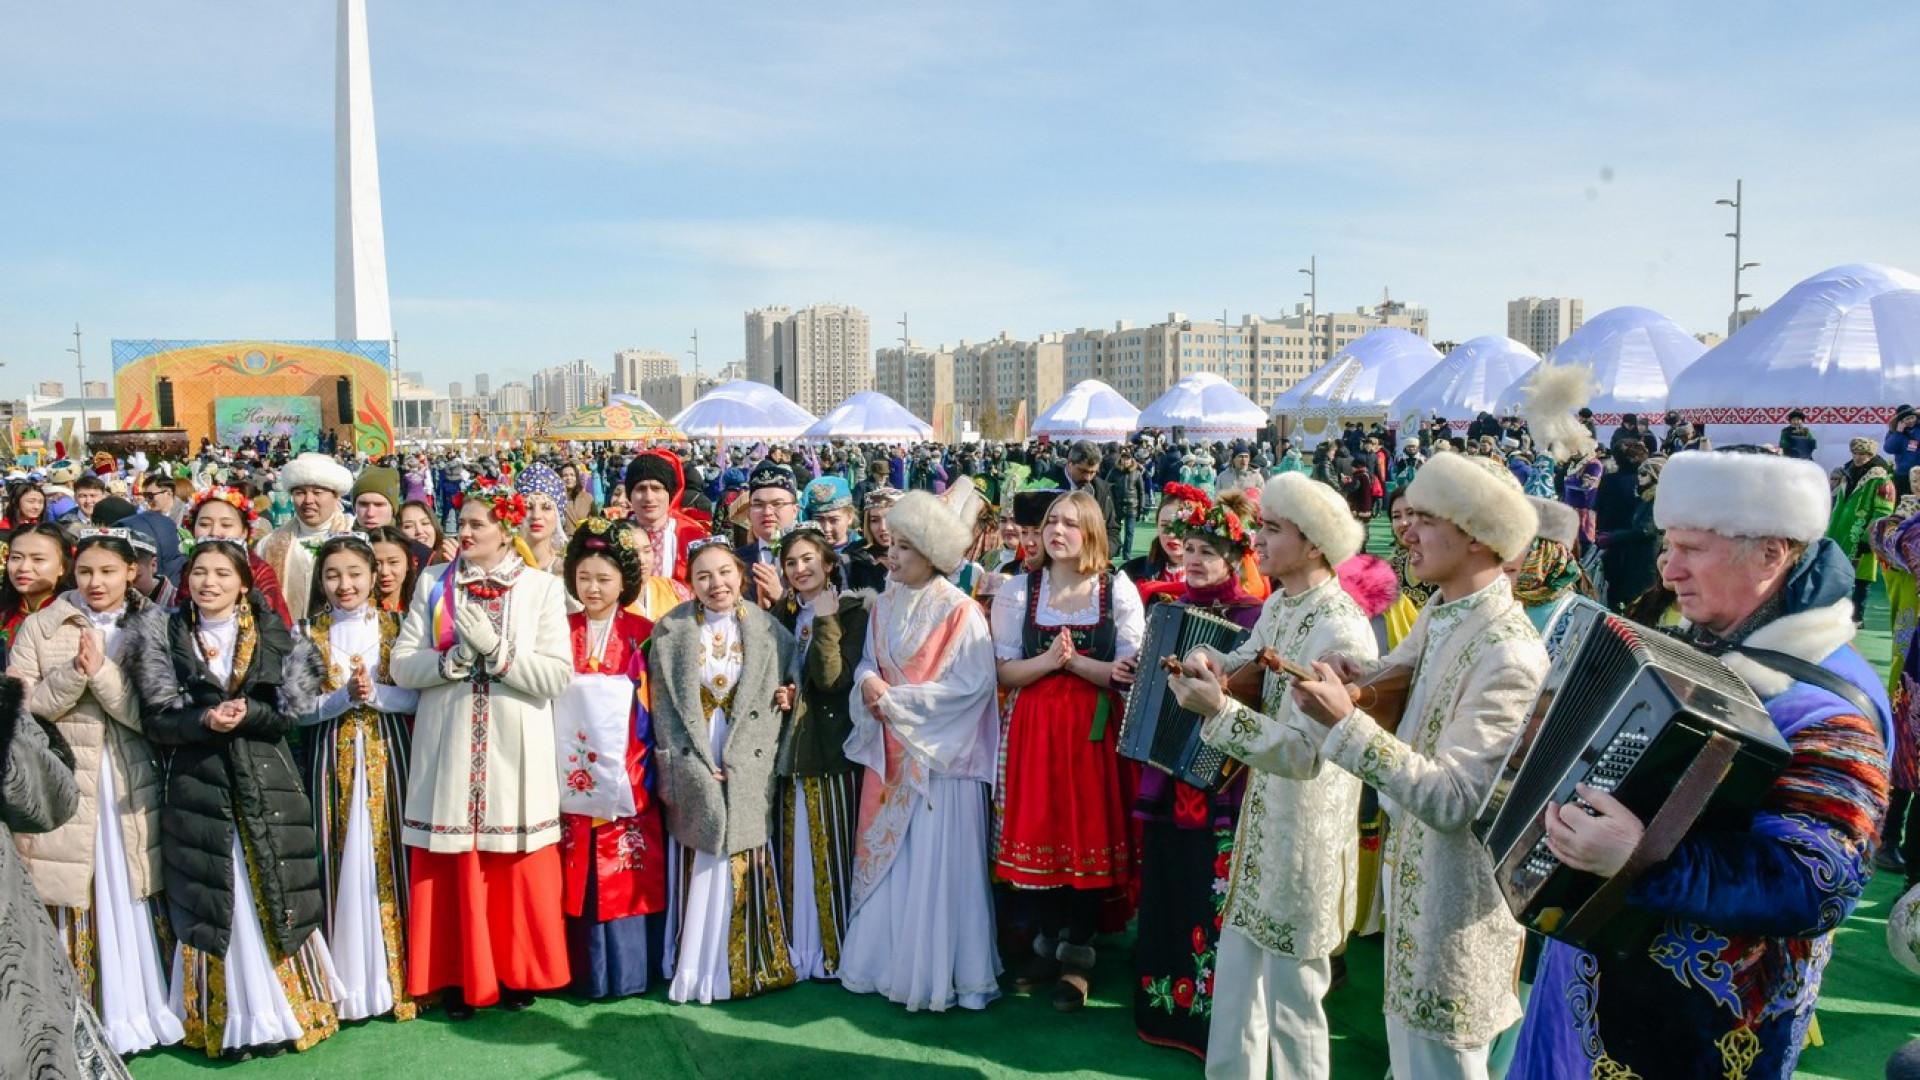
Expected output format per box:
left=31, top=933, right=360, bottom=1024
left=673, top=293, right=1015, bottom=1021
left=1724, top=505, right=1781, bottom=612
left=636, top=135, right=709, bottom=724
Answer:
left=1828, top=467, right=1896, bottom=582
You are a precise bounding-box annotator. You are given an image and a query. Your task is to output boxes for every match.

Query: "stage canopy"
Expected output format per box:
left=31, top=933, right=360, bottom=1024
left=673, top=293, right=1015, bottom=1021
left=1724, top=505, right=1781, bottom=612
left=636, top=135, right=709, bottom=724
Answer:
left=1273, top=329, right=1445, bottom=441
left=1033, top=379, right=1141, bottom=441
left=801, top=390, right=934, bottom=442
left=1494, top=307, right=1705, bottom=426
left=1667, top=263, right=1920, bottom=469
left=546, top=395, right=683, bottom=442
left=670, top=381, right=818, bottom=440
left=1136, top=373, right=1267, bottom=436
left=1393, top=335, right=1542, bottom=430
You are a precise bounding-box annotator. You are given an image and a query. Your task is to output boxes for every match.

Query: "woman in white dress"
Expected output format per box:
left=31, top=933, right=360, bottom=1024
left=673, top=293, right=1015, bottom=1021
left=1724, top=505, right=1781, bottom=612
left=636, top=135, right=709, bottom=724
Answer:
left=300, top=534, right=419, bottom=1022
left=9, top=528, right=184, bottom=1056
left=647, top=537, right=799, bottom=1004
left=838, top=491, right=1004, bottom=1011
left=129, top=540, right=340, bottom=1060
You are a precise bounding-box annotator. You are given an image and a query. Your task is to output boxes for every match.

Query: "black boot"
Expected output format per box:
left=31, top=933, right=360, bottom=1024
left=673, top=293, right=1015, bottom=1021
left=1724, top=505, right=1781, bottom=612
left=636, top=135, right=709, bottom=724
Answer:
left=443, top=990, right=475, bottom=1022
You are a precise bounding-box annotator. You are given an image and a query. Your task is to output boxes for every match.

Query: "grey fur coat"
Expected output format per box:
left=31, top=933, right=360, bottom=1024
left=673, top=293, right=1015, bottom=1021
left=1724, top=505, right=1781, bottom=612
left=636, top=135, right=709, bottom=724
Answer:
left=0, top=676, right=84, bottom=1078
left=648, top=601, right=795, bottom=856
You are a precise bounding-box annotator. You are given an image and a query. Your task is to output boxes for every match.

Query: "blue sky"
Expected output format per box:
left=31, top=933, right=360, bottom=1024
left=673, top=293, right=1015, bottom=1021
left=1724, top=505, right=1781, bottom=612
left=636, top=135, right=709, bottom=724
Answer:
left=2, top=1, right=1916, bottom=401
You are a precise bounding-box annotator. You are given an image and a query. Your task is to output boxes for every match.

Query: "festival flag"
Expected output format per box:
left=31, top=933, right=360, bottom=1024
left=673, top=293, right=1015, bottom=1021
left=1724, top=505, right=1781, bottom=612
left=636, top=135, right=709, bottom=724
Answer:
left=1011, top=399, right=1029, bottom=442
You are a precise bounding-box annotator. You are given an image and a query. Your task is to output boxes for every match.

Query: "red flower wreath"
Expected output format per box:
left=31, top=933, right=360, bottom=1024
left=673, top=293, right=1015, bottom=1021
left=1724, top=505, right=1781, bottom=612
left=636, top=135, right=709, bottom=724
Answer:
left=1161, top=482, right=1213, bottom=511
left=453, top=476, right=529, bottom=527
left=1169, top=503, right=1251, bottom=556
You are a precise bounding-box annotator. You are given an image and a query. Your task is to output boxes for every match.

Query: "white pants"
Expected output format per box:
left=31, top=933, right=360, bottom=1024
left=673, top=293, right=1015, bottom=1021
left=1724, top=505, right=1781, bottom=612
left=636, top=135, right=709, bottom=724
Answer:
left=1385, top=1016, right=1491, bottom=1080
left=1205, top=928, right=1331, bottom=1080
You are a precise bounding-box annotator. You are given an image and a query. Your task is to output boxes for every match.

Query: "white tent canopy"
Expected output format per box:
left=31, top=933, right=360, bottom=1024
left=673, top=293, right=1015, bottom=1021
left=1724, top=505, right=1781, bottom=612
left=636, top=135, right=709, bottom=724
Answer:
left=1033, top=379, right=1141, bottom=441
left=1274, top=329, right=1445, bottom=443
left=1667, top=263, right=1920, bottom=469
left=1393, top=335, right=1542, bottom=431
left=1136, top=373, right=1267, bottom=436
left=670, top=381, right=818, bottom=440
left=801, top=390, right=934, bottom=442
left=1494, top=307, right=1705, bottom=424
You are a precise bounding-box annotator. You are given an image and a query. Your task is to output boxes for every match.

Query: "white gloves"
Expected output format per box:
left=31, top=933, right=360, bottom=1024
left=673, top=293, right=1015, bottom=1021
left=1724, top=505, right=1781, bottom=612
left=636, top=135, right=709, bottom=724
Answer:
left=456, top=604, right=501, bottom=657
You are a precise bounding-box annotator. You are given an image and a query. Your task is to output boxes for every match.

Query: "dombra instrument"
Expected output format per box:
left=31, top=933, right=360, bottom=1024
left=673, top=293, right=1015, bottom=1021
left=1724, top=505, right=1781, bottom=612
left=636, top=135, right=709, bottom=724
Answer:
left=1121, top=603, right=1410, bottom=790
left=1473, top=597, right=1788, bottom=953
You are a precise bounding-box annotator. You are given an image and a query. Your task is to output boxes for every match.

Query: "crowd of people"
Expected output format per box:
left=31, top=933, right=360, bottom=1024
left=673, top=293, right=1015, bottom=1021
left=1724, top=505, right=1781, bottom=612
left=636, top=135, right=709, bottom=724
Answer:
left=0, top=408, right=1911, bottom=1079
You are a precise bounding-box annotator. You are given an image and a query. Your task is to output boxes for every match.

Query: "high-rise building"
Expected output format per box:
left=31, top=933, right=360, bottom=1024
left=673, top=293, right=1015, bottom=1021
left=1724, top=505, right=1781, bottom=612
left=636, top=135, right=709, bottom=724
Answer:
left=1507, top=296, right=1584, bottom=357
left=612, top=349, right=678, bottom=395
left=782, top=304, right=872, bottom=416
left=492, top=381, right=533, bottom=415
left=530, top=359, right=608, bottom=416
left=449, top=380, right=463, bottom=401
left=743, top=307, right=790, bottom=386
left=35, top=381, right=63, bottom=397
left=874, top=344, right=955, bottom=423
left=475, top=373, right=491, bottom=396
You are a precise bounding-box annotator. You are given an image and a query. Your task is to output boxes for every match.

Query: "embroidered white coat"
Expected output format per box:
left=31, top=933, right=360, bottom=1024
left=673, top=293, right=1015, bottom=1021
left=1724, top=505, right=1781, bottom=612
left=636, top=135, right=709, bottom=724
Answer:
left=1196, top=574, right=1377, bottom=962
left=392, top=563, right=574, bottom=854
left=1322, top=575, right=1547, bottom=1049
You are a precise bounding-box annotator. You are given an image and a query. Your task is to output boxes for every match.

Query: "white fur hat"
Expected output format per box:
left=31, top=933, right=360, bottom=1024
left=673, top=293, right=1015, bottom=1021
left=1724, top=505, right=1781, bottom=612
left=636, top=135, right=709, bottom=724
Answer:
left=1528, top=496, right=1581, bottom=549
left=1259, top=472, right=1365, bottom=566
left=1404, top=451, right=1536, bottom=562
left=1653, top=450, right=1830, bottom=544
left=278, top=452, right=353, bottom=496
left=886, top=489, right=971, bottom=574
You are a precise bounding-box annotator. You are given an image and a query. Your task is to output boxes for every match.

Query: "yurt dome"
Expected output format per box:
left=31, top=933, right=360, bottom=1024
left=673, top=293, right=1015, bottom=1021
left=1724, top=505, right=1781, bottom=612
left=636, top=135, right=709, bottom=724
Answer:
left=1666, top=263, right=1920, bottom=469
left=1136, top=373, right=1267, bottom=436
left=1494, top=307, right=1706, bottom=428
left=1033, top=379, right=1141, bottom=441
left=1392, top=335, right=1542, bottom=431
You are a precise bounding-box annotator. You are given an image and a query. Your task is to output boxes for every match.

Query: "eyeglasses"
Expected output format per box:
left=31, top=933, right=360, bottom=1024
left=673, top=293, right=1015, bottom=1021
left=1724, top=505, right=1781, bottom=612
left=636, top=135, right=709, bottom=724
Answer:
left=750, top=499, right=796, bottom=512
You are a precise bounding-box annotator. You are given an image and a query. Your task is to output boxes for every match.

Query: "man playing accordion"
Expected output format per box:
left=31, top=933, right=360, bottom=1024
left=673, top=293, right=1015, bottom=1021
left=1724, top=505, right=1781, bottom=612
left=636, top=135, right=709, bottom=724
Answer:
left=1167, top=473, right=1376, bottom=1080
left=1511, top=448, right=1892, bottom=1080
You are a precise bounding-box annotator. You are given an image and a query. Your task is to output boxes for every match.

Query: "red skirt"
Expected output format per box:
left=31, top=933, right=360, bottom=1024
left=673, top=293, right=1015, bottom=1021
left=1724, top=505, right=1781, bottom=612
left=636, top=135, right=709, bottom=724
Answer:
left=407, top=846, right=570, bottom=1004
left=995, top=671, right=1138, bottom=891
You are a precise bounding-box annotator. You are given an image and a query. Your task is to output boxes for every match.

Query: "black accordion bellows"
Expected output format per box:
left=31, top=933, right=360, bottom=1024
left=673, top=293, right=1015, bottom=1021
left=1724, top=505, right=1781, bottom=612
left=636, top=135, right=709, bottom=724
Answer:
left=1474, top=598, right=1789, bottom=954
left=1118, top=603, right=1250, bottom=791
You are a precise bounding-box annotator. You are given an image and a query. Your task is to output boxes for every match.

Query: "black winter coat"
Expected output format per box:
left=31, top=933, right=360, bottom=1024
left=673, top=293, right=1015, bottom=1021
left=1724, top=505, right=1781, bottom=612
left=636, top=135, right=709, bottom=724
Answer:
left=131, top=593, right=325, bottom=958
left=773, top=590, right=872, bottom=778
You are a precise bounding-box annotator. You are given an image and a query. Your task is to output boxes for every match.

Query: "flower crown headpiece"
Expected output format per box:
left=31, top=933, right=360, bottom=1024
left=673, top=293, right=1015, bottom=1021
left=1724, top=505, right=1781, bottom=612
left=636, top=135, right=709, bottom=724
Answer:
left=1169, top=503, right=1250, bottom=555
left=1161, top=482, right=1213, bottom=511
left=453, top=475, right=528, bottom=527
left=188, top=485, right=258, bottom=526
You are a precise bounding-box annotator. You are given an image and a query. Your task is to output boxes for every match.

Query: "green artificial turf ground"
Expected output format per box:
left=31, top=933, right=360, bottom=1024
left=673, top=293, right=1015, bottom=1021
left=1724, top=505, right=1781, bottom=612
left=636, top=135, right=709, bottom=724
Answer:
left=125, top=515, right=1920, bottom=1078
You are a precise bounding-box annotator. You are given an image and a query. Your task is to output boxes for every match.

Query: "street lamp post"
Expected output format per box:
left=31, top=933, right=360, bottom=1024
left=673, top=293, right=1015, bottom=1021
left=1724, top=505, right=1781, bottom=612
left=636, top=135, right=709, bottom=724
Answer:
left=1298, top=256, right=1318, bottom=362
left=1715, top=181, right=1760, bottom=335
left=66, top=324, right=88, bottom=451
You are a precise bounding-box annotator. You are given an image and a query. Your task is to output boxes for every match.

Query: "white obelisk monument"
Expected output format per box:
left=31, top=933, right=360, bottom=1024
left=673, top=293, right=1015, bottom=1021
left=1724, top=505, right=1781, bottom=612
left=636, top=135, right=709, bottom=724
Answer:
left=336, top=0, right=393, bottom=343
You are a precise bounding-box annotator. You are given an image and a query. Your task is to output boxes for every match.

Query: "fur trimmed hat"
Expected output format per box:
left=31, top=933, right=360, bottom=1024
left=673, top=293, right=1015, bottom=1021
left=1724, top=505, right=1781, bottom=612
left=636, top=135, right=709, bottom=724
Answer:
left=279, top=452, right=353, bottom=495
left=1258, top=472, right=1365, bottom=566
left=1653, top=449, right=1830, bottom=544
left=1528, top=496, right=1580, bottom=549
left=885, top=489, right=971, bottom=574
left=1404, top=451, right=1536, bottom=562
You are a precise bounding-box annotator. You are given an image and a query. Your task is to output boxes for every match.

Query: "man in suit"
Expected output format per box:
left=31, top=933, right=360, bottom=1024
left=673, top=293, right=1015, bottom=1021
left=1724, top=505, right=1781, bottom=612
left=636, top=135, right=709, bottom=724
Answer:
left=1044, top=439, right=1123, bottom=563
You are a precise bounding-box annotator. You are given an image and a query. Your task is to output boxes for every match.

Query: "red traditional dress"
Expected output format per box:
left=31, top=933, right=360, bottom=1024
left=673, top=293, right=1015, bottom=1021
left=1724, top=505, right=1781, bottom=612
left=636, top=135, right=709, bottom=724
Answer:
left=557, top=609, right=667, bottom=998
left=990, top=570, right=1146, bottom=897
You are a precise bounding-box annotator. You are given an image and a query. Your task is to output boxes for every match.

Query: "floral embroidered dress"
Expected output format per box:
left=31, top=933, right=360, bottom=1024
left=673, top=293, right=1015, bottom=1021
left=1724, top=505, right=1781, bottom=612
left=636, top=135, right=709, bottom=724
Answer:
left=557, top=609, right=666, bottom=998
left=1321, top=576, right=1549, bottom=1050
left=1128, top=581, right=1263, bottom=1057
left=302, top=604, right=418, bottom=1022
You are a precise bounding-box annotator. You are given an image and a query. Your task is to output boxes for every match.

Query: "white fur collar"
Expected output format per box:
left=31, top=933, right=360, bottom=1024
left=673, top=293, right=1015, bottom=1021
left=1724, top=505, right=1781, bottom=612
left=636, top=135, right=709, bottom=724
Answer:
left=1710, top=596, right=1858, bottom=699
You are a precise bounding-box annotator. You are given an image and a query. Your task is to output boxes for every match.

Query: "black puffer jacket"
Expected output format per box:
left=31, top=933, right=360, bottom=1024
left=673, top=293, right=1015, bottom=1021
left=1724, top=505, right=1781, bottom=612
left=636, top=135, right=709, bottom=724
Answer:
left=130, top=593, right=325, bottom=958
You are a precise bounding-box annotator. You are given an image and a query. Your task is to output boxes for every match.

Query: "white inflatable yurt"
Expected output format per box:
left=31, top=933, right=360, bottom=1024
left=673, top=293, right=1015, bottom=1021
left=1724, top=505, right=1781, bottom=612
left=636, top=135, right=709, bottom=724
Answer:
left=1392, top=335, right=1542, bottom=432
left=1137, top=373, right=1267, bottom=437
left=1293, top=329, right=1444, bottom=431
left=802, top=390, right=934, bottom=442
left=1033, top=379, right=1141, bottom=442
left=1666, top=263, right=1920, bottom=469
left=1494, top=307, right=1706, bottom=433
left=672, top=380, right=818, bottom=440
